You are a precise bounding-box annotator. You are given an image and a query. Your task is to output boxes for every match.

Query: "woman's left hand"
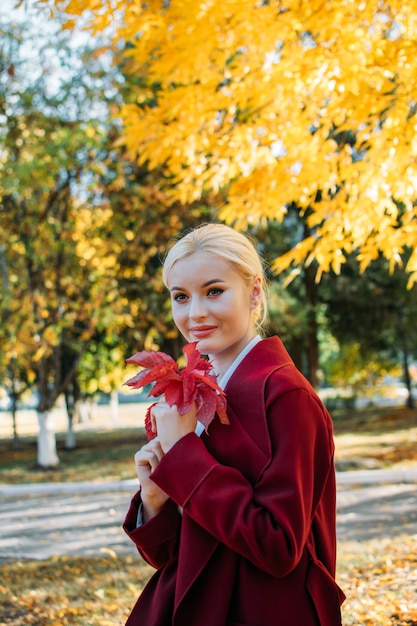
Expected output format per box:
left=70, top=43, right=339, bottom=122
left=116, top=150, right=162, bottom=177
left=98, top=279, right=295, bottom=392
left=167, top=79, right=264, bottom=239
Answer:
left=150, top=400, right=197, bottom=453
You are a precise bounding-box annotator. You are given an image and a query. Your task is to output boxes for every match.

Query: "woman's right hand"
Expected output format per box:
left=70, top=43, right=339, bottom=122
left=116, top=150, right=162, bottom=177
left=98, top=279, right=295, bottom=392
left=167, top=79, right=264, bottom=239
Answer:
left=134, top=437, right=169, bottom=522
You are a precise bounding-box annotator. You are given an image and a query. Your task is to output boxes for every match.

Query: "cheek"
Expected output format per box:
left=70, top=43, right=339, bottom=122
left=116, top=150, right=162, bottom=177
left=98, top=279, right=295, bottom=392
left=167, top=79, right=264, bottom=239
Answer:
left=172, top=307, right=186, bottom=330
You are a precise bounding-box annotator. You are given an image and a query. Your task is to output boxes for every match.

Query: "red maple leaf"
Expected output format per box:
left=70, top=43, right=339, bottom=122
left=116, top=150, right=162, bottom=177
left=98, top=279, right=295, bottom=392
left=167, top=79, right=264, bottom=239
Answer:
left=124, top=342, right=229, bottom=440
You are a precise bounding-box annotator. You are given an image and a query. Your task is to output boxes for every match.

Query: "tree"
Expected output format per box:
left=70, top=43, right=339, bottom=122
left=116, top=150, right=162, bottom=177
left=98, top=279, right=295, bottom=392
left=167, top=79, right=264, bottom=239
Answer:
left=95, top=45, right=222, bottom=360
left=0, top=13, right=223, bottom=464
left=248, top=218, right=322, bottom=386
left=0, top=17, right=128, bottom=466
left=96, top=147, right=217, bottom=359
left=34, top=0, right=417, bottom=286
left=320, top=259, right=417, bottom=407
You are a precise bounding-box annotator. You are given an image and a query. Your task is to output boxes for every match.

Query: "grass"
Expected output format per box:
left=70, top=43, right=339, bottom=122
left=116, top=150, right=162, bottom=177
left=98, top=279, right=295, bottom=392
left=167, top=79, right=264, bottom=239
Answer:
left=332, top=406, right=417, bottom=471
left=1, top=405, right=417, bottom=485
left=0, top=428, right=148, bottom=485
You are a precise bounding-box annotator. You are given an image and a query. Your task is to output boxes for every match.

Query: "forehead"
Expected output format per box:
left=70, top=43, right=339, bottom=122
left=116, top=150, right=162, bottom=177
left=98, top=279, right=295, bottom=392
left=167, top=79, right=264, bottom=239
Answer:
left=167, top=251, right=241, bottom=287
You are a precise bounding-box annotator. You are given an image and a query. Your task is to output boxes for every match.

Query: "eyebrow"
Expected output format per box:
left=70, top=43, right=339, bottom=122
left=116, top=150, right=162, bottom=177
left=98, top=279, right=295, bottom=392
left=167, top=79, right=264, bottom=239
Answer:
left=170, top=278, right=226, bottom=292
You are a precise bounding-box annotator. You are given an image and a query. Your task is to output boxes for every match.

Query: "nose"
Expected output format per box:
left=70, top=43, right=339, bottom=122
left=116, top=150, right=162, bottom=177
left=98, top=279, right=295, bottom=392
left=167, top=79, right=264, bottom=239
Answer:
left=189, top=296, right=207, bottom=320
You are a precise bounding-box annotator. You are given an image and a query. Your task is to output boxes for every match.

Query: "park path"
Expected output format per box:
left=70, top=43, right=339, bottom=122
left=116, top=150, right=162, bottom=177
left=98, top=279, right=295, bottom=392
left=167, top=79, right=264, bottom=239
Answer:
left=0, top=483, right=138, bottom=561
left=1, top=469, right=417, bottom=561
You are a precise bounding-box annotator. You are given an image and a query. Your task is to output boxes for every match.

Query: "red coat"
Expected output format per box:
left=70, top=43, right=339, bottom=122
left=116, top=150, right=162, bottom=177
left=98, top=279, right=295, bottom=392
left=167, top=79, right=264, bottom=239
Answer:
left=123, top=336, right=345, bottom=625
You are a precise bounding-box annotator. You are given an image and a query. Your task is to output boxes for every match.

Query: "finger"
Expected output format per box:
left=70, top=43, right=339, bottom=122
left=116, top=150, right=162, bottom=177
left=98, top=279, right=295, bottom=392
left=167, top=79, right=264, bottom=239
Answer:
left=146, top=438, right=165, bottom=462
left=152, top=399, right=172, bottom=414
left=140, top=436, right=164, bottom=456
left=150, top=401, right=173, bottom=435
left=135, top=448, right=159, bottom=472
left=151, top=401, right=178, bottom=430
left=151, top=413, right=157, bottom=435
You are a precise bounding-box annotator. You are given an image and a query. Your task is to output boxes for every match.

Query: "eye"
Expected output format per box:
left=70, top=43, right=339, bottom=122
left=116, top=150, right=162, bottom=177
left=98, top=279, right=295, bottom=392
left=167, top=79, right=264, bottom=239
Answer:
left=172, top=292, right=188, bottom=302
left=207, top=287, right=224, bottom=297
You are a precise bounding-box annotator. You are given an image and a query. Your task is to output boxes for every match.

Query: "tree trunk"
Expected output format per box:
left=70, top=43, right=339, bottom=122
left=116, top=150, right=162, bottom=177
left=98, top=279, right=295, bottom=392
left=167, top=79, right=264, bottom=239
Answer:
left=65, top=388, right=77, bottom=449
left=78, top=399, right=91, bottom=423
left=403, top=347, right=415, bottom=409
left=110, top=390, right=119, bottom=424
left=36, top=411, right=60, bottom=468
left=304, top=261, right=319, bottom=389
left=89, top=396, right=98, bottom=421
left=11, top=407, right=20, bottom=450
left=65, top=413, right=76, bottom=449
left=10, top=388, right=20, bottom=450
left=399, top=305, right=415, bottom=409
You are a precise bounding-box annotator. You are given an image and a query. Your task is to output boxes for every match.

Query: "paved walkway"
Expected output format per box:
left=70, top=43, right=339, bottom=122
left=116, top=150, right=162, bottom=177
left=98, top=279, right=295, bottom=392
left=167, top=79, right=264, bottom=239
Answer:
left=1, top=468, right=417, bottom=561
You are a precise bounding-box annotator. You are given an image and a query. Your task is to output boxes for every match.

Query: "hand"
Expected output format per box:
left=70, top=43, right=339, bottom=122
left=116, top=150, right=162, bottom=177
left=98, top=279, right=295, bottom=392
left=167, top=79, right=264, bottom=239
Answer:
left=134, top=437, right=169, bottom=521
left=151, top=400, right=197, bottom=453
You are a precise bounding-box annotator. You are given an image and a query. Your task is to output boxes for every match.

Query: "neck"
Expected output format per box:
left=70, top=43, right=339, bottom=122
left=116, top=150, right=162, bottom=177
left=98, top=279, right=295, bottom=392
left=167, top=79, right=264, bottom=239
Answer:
left=209, top=334, right=259, bottom=382
left=208, top=357, right=226, bottom=381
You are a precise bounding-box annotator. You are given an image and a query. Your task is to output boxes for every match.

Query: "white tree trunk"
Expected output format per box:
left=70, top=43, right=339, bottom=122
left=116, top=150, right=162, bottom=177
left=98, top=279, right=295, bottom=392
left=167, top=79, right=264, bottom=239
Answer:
left=78, top=399, right=92, bottom=423
left=76, top=397, right=98, bottom=423
left=37, top=410, right=60, bottom=468
left=110, top=390, right=119, bottom=424
left=89, top=396, right=98, bottom=421
left=65, top=417, right=76, bottom=450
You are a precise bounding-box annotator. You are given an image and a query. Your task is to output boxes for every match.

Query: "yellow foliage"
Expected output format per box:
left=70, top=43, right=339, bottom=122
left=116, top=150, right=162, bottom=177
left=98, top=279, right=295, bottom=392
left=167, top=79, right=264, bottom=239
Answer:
left=40, top=0, right=417, bottom=284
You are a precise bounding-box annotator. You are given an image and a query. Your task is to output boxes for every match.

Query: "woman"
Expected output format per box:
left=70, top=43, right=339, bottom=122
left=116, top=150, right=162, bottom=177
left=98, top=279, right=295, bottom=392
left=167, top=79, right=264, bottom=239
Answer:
left=123, top=223, right=345, bottom=626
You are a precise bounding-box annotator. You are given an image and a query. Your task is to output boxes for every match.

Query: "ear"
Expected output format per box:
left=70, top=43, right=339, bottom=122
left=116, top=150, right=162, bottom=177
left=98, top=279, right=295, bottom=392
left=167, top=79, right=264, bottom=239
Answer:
left=250, top=276, right=262, bottom=310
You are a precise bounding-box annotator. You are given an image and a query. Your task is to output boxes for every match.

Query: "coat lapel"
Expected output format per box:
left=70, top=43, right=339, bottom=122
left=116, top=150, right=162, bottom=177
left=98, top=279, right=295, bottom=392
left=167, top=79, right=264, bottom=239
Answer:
left=224, top=336, right=294, bottom=457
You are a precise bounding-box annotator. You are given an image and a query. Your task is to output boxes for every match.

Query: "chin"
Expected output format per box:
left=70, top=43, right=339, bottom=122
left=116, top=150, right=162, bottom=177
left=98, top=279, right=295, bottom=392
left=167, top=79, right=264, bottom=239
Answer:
left=195, top=340, right=209, bottom=354
left=193, top=339, right=212, bottom=355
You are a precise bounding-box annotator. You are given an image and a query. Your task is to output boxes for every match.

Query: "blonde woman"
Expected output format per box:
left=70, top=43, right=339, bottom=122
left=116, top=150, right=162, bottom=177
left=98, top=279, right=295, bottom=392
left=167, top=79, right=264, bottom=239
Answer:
left=123, top=223, right=345, bottom=626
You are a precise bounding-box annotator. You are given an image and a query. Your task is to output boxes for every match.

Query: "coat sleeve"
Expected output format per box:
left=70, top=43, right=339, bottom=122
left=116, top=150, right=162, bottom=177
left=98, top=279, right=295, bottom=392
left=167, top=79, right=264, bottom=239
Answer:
left=150, top=385, right=335, bottom=578
left=123, top=490, right=182, bottom=569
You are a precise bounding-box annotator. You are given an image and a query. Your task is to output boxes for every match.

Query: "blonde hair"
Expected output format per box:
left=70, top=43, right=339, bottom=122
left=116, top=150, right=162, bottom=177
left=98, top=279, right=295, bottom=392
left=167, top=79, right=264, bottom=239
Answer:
left=162, top=223, right=268, bottom=332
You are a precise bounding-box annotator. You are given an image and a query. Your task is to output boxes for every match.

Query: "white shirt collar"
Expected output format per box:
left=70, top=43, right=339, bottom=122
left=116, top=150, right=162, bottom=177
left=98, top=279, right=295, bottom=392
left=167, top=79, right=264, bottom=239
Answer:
left=195, top=335, right=261, bottom=436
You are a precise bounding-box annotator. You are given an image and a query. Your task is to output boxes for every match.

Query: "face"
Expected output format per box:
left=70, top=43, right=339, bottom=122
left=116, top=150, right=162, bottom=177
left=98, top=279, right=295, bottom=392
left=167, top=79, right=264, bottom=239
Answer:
left=167, top=251, right=261, bottom=377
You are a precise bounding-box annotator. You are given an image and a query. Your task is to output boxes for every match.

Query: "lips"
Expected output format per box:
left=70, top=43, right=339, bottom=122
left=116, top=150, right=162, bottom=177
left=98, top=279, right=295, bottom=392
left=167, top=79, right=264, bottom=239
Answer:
left=189, top=326, right=217, bottom=338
